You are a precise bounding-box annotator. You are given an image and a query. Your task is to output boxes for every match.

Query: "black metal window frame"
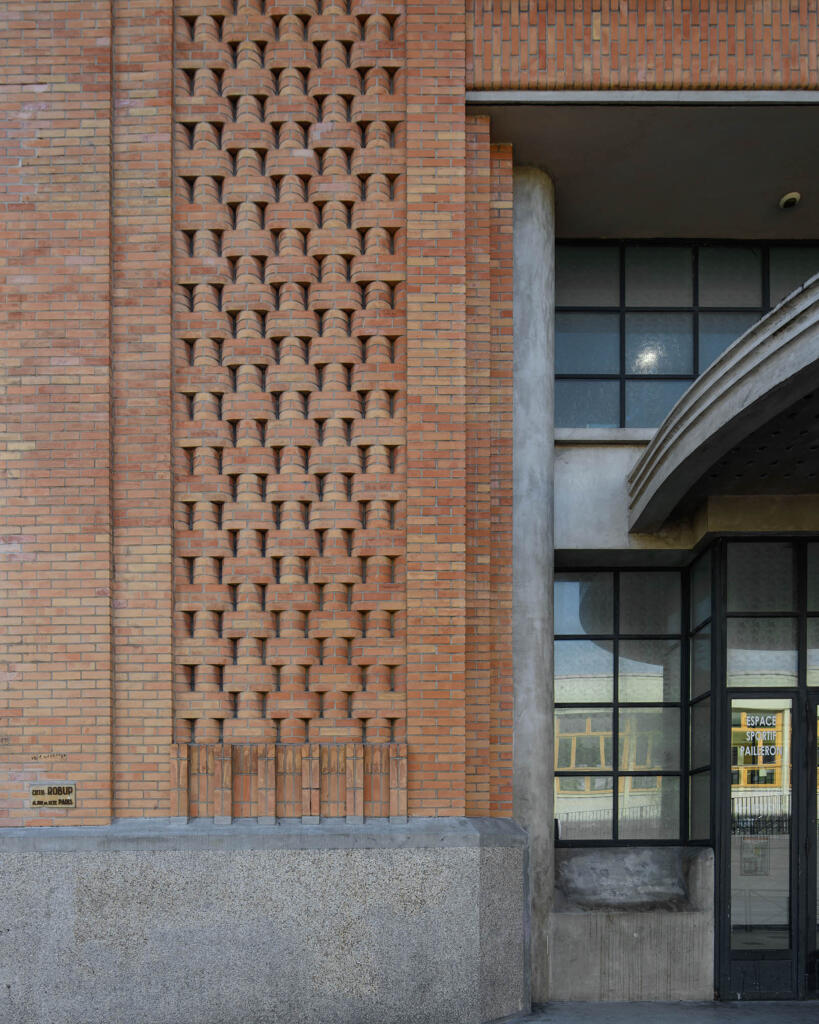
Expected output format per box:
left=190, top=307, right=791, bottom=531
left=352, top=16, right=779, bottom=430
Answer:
left=710, top=536, right=819, bottom=998
left=553, top=239, right=817, bottom=429
left=554, top=566, right=690, bottom=846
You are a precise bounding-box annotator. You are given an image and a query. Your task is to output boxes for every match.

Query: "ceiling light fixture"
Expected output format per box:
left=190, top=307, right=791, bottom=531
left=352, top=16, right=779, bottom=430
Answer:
left=779, top=191, right=801, bottom=210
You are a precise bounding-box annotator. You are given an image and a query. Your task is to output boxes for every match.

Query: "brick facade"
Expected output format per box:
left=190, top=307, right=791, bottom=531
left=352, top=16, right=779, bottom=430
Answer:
left=3, top=0, right=814, bottom=825
left=467, top=0, right=819, bottom=90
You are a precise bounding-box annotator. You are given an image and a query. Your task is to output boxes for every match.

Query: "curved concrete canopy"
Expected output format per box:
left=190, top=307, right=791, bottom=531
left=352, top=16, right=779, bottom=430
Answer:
left=628, top=273, right=819, bottom=532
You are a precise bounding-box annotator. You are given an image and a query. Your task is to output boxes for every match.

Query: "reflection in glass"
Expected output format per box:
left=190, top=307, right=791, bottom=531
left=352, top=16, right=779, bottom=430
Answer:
left=698, top=245, right=762, bottom=307
left=555, top=244, right=620, bottom=306
left=625, top=313, right=693, bottom=375
left=731, top=698, right=791, bottom=950
left=769, top=245, right=819, bottom=305
left=625, top=379, right=690, bottom=428
left=555, top=313, right=620, bottom=374
left=690, top=627, right=711, bottom=699
left=727, top=619, right=798, bottom=688
left=554, top=640, right=614, bottom=703
left=555, top=378, right=620, bottom=428
left=690, top=549, right=711, bottom=629
left=698, top=312, right=758, bottom=371
left=555, top=709, right=613, bottom=769
left=619, top=572, right=681, bottom=635
left=690, top=698, right=710, bottom=770
left=619, top=639, right=680, bottom=702
left=690, top=771, right=710, bottom=841
left=807, top=618, right=819, bottom=687
left=618, top=775, right=679, bottom=840
left=625, top=245, right=693, bottom=306
left=727, top=541, right=795, bottom=612
left=555, top=777, right=613, bottom=840
left=619, top=708, right=680, bottom=771
left=555, top=572, right=613, bottom=635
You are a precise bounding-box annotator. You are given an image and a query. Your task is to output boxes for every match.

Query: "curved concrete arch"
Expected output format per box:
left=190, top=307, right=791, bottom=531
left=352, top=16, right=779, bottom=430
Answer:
left=628, top=273, right=819, bottom=532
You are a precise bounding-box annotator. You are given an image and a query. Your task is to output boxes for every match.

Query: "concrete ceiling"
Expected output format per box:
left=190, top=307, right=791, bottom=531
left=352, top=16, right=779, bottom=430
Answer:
left=468, top=102, right=819, bottom=239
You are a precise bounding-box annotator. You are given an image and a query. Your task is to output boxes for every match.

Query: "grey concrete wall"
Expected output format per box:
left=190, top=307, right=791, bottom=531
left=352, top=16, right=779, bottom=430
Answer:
left=0, top=818, right=527, bottom=1024
left=554, top=441, right=694, bottom=555
left=513, top=165, right=555, bottom=1005
left=549, top=847, right=714, bottom=1001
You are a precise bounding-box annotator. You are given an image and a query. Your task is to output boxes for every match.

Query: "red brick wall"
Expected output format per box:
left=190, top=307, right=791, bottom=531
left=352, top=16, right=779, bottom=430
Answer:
left=488, top=141, right=514, bottom=818
left=467, top=0, right=819, bottom=90
left=0, top=0, right=114, bottom=825
left=111, top=1, right=175, bottom=818
left=405, top=0, right=468, bottom=816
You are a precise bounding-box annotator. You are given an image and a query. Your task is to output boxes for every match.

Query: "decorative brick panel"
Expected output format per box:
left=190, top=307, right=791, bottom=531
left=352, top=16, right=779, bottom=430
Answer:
left=467, top=0, right=819, bottom=90
left=172, top=0, right=408, bottom=815
left=170, top=740, right=405, bottom=820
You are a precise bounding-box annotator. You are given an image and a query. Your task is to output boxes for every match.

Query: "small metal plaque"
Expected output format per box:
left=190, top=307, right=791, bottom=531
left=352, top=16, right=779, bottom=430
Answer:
left=30, top=782, right=76, bottom=808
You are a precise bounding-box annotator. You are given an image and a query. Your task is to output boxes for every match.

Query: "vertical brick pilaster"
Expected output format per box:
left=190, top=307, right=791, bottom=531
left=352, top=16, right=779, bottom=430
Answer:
left=489, top=143, right=514, bottom=818
left=405, top=1, right=468, bottom=816
left=465, top=116, right=492, bottom=818
left=111, top=0, right=175, bottom=819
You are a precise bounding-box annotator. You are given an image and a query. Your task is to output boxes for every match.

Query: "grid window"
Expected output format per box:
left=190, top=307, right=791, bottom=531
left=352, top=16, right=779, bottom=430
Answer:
left=554, top=242, right=819, bottom=428
left=554, top=570, right=684, bottom=841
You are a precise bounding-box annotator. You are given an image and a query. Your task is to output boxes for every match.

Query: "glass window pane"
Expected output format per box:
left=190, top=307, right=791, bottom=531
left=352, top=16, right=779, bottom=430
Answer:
left=619, top=571, right=681, bottom=634
left=555, top=572, right=614, bottom=635
left=555, top=777, right=613, bottom=840
left=619, top=708, right=680, bottom=770
left=555, top=312, right=620, bottom=374
left=555, top=709, right=613, bottom=769
left=555, top=378, right=620, bottom=428
left=727, top=618, right=798, bottom=688
left=690, top=549, right=712, bottom=629
left=808, top=618, right=819, bottom=687
left=618, top=639, right=681, bottom=702
left=698, top=245, right=762, bottom=307
left=731, top=698, right=791, bottom=950
left=625, top=379, right=689, bottom=428
left=555, top=244, right=620, bottom=307
left=554, top=640, right=614, bottom=702
left=618, top=776, right=680, bottom=840
left=625, top=313, right=693, bottom=375
left=690, top=626, right=711, bottom=699
left=690, top=698, right=711, bottom=770
left=808, top=544, right=819, bottom=611
left=625, top=245, right=693, bottom=306
left=689, top=771, right=710, bottom=840
left=769, top=245, right=819, bottom=305
left=727, top=541, right=796, bottom=613
left=698, top=312, right=759, bottom=371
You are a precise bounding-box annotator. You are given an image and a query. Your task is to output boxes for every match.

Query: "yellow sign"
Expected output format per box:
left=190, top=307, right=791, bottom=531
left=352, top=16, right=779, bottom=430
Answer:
left=30, top=783, right=75, bottom=808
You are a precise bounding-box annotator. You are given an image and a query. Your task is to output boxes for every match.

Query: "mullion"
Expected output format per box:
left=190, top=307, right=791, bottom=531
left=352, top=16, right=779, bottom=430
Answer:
left=619, top=242, right=626, bottom=428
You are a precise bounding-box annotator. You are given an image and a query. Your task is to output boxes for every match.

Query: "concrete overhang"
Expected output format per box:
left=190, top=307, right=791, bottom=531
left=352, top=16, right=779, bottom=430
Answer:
left=627, top=274, right=819, bottom=532
left=466, top=94, right=819, bottom=238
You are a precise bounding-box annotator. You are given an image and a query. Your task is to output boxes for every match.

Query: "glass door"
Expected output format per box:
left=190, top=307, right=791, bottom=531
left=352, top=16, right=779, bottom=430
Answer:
left=717, top=540, right=819, bottom=999
left=727, top=697, right=794, bottom=994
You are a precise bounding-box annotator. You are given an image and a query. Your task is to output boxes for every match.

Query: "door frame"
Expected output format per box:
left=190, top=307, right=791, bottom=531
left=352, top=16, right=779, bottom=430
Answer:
left=714, top=538, right=819, bottom=999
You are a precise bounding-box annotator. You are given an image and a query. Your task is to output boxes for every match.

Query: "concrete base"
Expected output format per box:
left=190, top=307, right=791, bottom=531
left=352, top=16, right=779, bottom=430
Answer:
left=0, top=818, right=527, bottom=1024
left=547, top=847, right=714, bottom=1001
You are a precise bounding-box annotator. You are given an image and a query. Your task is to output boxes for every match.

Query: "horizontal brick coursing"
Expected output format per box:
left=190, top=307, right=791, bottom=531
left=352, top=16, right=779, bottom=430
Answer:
left=0, top=0, right=114, bottom=826
left=467, top=0, right=819, bottom=90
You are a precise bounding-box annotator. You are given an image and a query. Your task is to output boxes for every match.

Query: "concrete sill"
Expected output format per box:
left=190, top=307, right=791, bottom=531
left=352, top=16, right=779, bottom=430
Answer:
left=555, top=427, right=656, bottom=445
